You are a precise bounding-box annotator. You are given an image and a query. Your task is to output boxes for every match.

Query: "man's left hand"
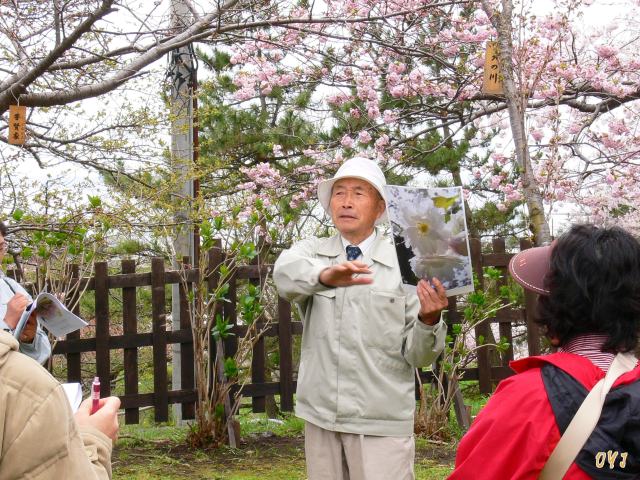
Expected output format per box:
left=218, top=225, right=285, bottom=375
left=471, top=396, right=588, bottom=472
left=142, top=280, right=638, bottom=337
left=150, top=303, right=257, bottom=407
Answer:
left=417, top=277, right=448, bottom=326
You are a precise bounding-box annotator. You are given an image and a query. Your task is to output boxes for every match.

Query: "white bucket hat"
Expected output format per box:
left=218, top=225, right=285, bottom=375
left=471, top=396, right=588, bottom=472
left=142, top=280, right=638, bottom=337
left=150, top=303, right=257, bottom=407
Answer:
left=317, top=156, right=388, bottom=224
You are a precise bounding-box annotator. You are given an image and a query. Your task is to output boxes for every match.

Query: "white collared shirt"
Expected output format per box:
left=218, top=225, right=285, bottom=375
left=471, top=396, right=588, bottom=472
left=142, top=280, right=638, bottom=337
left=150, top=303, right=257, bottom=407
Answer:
left=340, top=230, right=376, bottom=260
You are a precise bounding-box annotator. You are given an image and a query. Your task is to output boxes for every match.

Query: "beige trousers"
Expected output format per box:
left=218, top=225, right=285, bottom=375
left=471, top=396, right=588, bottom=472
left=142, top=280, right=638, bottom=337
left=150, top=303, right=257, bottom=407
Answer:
left=304, top=421, right=415, bottom=480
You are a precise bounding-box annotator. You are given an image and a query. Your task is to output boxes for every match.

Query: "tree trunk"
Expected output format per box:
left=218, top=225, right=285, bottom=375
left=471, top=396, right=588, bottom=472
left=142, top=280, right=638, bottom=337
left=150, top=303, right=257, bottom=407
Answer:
left=482, top=0, right=552, bottom=246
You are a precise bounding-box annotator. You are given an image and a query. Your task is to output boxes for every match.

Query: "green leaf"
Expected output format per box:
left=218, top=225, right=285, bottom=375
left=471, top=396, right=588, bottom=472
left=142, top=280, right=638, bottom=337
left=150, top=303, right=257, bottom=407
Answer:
left=484, top=267, right=501, bottom=280
left=468, top=292, right=486, bottom=306
left=11, top=209, right=24, bottom=221
left=87, top=195, right=102, bottom=208
left=223, top=357, right=238, bottom=378
left=211, top=313, right=234, bottom=340
left=68, top=244, right=82, bottom=255
left=294, top=90, right=312, bottom=108
left=238, top=243, right=257, bottom=260
left=200, top=220, right=213, bottom=238
left=216, top=283, right=230, bottom=300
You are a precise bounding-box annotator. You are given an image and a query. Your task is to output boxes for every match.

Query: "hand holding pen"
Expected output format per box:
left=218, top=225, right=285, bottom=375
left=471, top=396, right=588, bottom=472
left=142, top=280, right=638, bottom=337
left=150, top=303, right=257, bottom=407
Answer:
left=74, top=394, right=120, bottom=442
left=90, top=376, right=100, bottom=415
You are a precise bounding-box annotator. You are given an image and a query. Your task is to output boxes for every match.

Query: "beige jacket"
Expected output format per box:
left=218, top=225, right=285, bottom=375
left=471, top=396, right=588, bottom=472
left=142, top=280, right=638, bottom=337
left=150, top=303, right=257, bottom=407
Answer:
left=0, top=331, right=112, bottom=479
left=274, top=232, right=447, bottom=436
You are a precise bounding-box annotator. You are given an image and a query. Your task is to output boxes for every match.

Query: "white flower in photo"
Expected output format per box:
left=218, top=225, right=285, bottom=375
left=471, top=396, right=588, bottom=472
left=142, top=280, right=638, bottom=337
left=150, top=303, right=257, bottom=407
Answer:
left=444, top=210, right=469, bottom=255
left=397, top=198, right=450, bottom=255
left=410, top=254, right=468, bottom=282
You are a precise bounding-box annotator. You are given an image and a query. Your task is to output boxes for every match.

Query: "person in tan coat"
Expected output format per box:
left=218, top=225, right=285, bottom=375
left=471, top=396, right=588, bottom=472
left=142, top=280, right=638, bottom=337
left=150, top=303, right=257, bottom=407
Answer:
left=0, top=330, right=120, bottom=479
left=274, top=157, right=448, bottom=480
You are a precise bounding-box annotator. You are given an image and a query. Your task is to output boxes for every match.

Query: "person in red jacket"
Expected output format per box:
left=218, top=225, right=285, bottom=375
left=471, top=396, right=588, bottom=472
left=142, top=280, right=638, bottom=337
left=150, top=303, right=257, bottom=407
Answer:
left=449, top=224, right=640, bottom=480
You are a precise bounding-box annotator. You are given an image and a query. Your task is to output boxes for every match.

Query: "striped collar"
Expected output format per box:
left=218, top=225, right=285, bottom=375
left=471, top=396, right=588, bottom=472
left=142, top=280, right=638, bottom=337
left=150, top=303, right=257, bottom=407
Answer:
left=558, top=334, right=615, bottom=372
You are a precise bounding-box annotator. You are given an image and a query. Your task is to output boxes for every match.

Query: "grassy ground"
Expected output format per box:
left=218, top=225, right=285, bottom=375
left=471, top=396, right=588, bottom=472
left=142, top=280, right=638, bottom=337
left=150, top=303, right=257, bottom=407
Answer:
left=113, top=414, right=456, bottom=479
left=111, top=384, right=493, bottom=479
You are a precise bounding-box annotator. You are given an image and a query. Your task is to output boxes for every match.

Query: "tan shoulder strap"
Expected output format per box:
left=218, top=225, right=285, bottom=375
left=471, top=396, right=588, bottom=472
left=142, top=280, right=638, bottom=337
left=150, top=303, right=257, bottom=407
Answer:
left=539, top=352, right=638, bottom=480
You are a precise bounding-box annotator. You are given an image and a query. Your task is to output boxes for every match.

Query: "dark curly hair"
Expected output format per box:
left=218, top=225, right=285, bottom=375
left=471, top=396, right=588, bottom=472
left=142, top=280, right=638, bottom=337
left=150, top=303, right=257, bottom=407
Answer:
left=536, top=224, right=640, bottom=353
left=0, top=221, right=6, bottom=237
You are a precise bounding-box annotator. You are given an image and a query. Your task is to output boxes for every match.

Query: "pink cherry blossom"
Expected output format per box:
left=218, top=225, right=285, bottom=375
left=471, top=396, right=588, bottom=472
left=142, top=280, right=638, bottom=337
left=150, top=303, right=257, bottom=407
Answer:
left=341, top=135, right=355, bottom=148
left=383, top=110, right=398, bottom=124
left=374, top=134, right=390, bottom=150
left=358, top=130, right=372, bottom=144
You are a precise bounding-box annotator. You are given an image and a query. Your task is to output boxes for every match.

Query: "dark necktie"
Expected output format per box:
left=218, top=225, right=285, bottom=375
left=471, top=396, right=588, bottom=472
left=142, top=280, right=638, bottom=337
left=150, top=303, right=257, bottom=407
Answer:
left=346, top=245, right=362, bottom=261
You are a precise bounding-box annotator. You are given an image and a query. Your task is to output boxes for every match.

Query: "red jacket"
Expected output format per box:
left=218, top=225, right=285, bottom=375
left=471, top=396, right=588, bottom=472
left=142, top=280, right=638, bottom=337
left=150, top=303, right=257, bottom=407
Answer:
left=448, top=353, right=640, bottom=480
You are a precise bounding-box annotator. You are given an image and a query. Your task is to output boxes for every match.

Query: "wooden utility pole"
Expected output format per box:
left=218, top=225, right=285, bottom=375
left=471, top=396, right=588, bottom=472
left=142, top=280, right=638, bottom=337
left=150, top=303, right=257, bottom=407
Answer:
left=169, top=0, right=199, bottom=423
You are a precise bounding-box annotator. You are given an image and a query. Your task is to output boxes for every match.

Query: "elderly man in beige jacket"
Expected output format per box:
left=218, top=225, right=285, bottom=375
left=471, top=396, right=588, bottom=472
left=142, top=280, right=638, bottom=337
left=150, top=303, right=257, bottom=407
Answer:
left=274, top=157, right=448, bottom=480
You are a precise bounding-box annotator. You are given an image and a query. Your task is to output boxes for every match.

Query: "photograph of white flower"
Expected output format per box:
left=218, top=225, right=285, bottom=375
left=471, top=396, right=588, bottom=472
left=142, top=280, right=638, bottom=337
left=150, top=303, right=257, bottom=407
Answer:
left=384, top=185, right=474, bottom=297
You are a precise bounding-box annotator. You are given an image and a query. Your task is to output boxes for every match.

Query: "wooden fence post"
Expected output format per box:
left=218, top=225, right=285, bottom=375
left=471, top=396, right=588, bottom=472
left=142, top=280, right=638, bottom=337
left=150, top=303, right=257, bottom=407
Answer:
left=278, top=297, right=294, bottom=412
left=222, top=268, right=239, bottom=370
left=179, top=256, right=195, bottom=420
left=66, top=263, right=82, bottom=383
left=251, top=325, right=266, bottom=413
left=122, top=259, right=139, bottom=424
left=207, top=243, right=223, bottom=392
left=470, top=238, right=492, bottom=394
left=492, top=238, right=514, bottom=365
left=519, top=239, right=541, bottom=356
left=94, top=262, right=111, bottom=397
left=151, top=257, right=168, bottom=422
left=207, top=243, right=238, bottom=447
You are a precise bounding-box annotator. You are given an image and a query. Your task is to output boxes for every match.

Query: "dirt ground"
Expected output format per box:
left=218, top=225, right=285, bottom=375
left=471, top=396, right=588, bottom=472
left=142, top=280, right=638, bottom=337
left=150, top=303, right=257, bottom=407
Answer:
left=112, top=432, right=456, bottom=479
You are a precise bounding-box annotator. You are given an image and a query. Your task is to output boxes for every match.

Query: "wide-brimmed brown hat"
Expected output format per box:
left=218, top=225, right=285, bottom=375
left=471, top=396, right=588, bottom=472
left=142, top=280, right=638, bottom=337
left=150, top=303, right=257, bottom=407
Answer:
left=508, top=243, right=554, bottom=295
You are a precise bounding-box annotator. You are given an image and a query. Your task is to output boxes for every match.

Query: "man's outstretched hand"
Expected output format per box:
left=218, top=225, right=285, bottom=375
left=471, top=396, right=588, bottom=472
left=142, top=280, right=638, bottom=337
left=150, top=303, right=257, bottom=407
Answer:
left=417, top=278, right=448, bottom=325
left=319, top=261, right=373, bottom=287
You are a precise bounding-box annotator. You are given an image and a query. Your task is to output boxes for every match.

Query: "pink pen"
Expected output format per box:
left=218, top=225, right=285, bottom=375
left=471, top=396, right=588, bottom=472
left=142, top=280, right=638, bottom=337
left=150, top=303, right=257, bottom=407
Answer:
left=90, top=376, right=100, bottom=414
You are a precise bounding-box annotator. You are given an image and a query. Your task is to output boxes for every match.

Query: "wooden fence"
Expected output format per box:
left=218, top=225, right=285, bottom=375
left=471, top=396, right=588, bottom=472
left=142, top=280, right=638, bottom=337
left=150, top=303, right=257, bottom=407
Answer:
left=48, top=237, right=540, bottom=425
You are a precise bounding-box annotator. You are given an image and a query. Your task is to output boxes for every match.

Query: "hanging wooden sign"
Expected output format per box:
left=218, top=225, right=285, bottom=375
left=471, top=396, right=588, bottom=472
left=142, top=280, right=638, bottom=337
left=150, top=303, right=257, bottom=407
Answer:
left=482, top=41, right=504, bottom=95
left=8, top=105, right=26, bottom=145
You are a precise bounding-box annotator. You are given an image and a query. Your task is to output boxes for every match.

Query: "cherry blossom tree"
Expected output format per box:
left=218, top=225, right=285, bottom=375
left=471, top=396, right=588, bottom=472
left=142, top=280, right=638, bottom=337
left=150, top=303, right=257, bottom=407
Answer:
left=223, top=0, right=640, bottom=241
left=4, top=0, right=640, bottom=243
